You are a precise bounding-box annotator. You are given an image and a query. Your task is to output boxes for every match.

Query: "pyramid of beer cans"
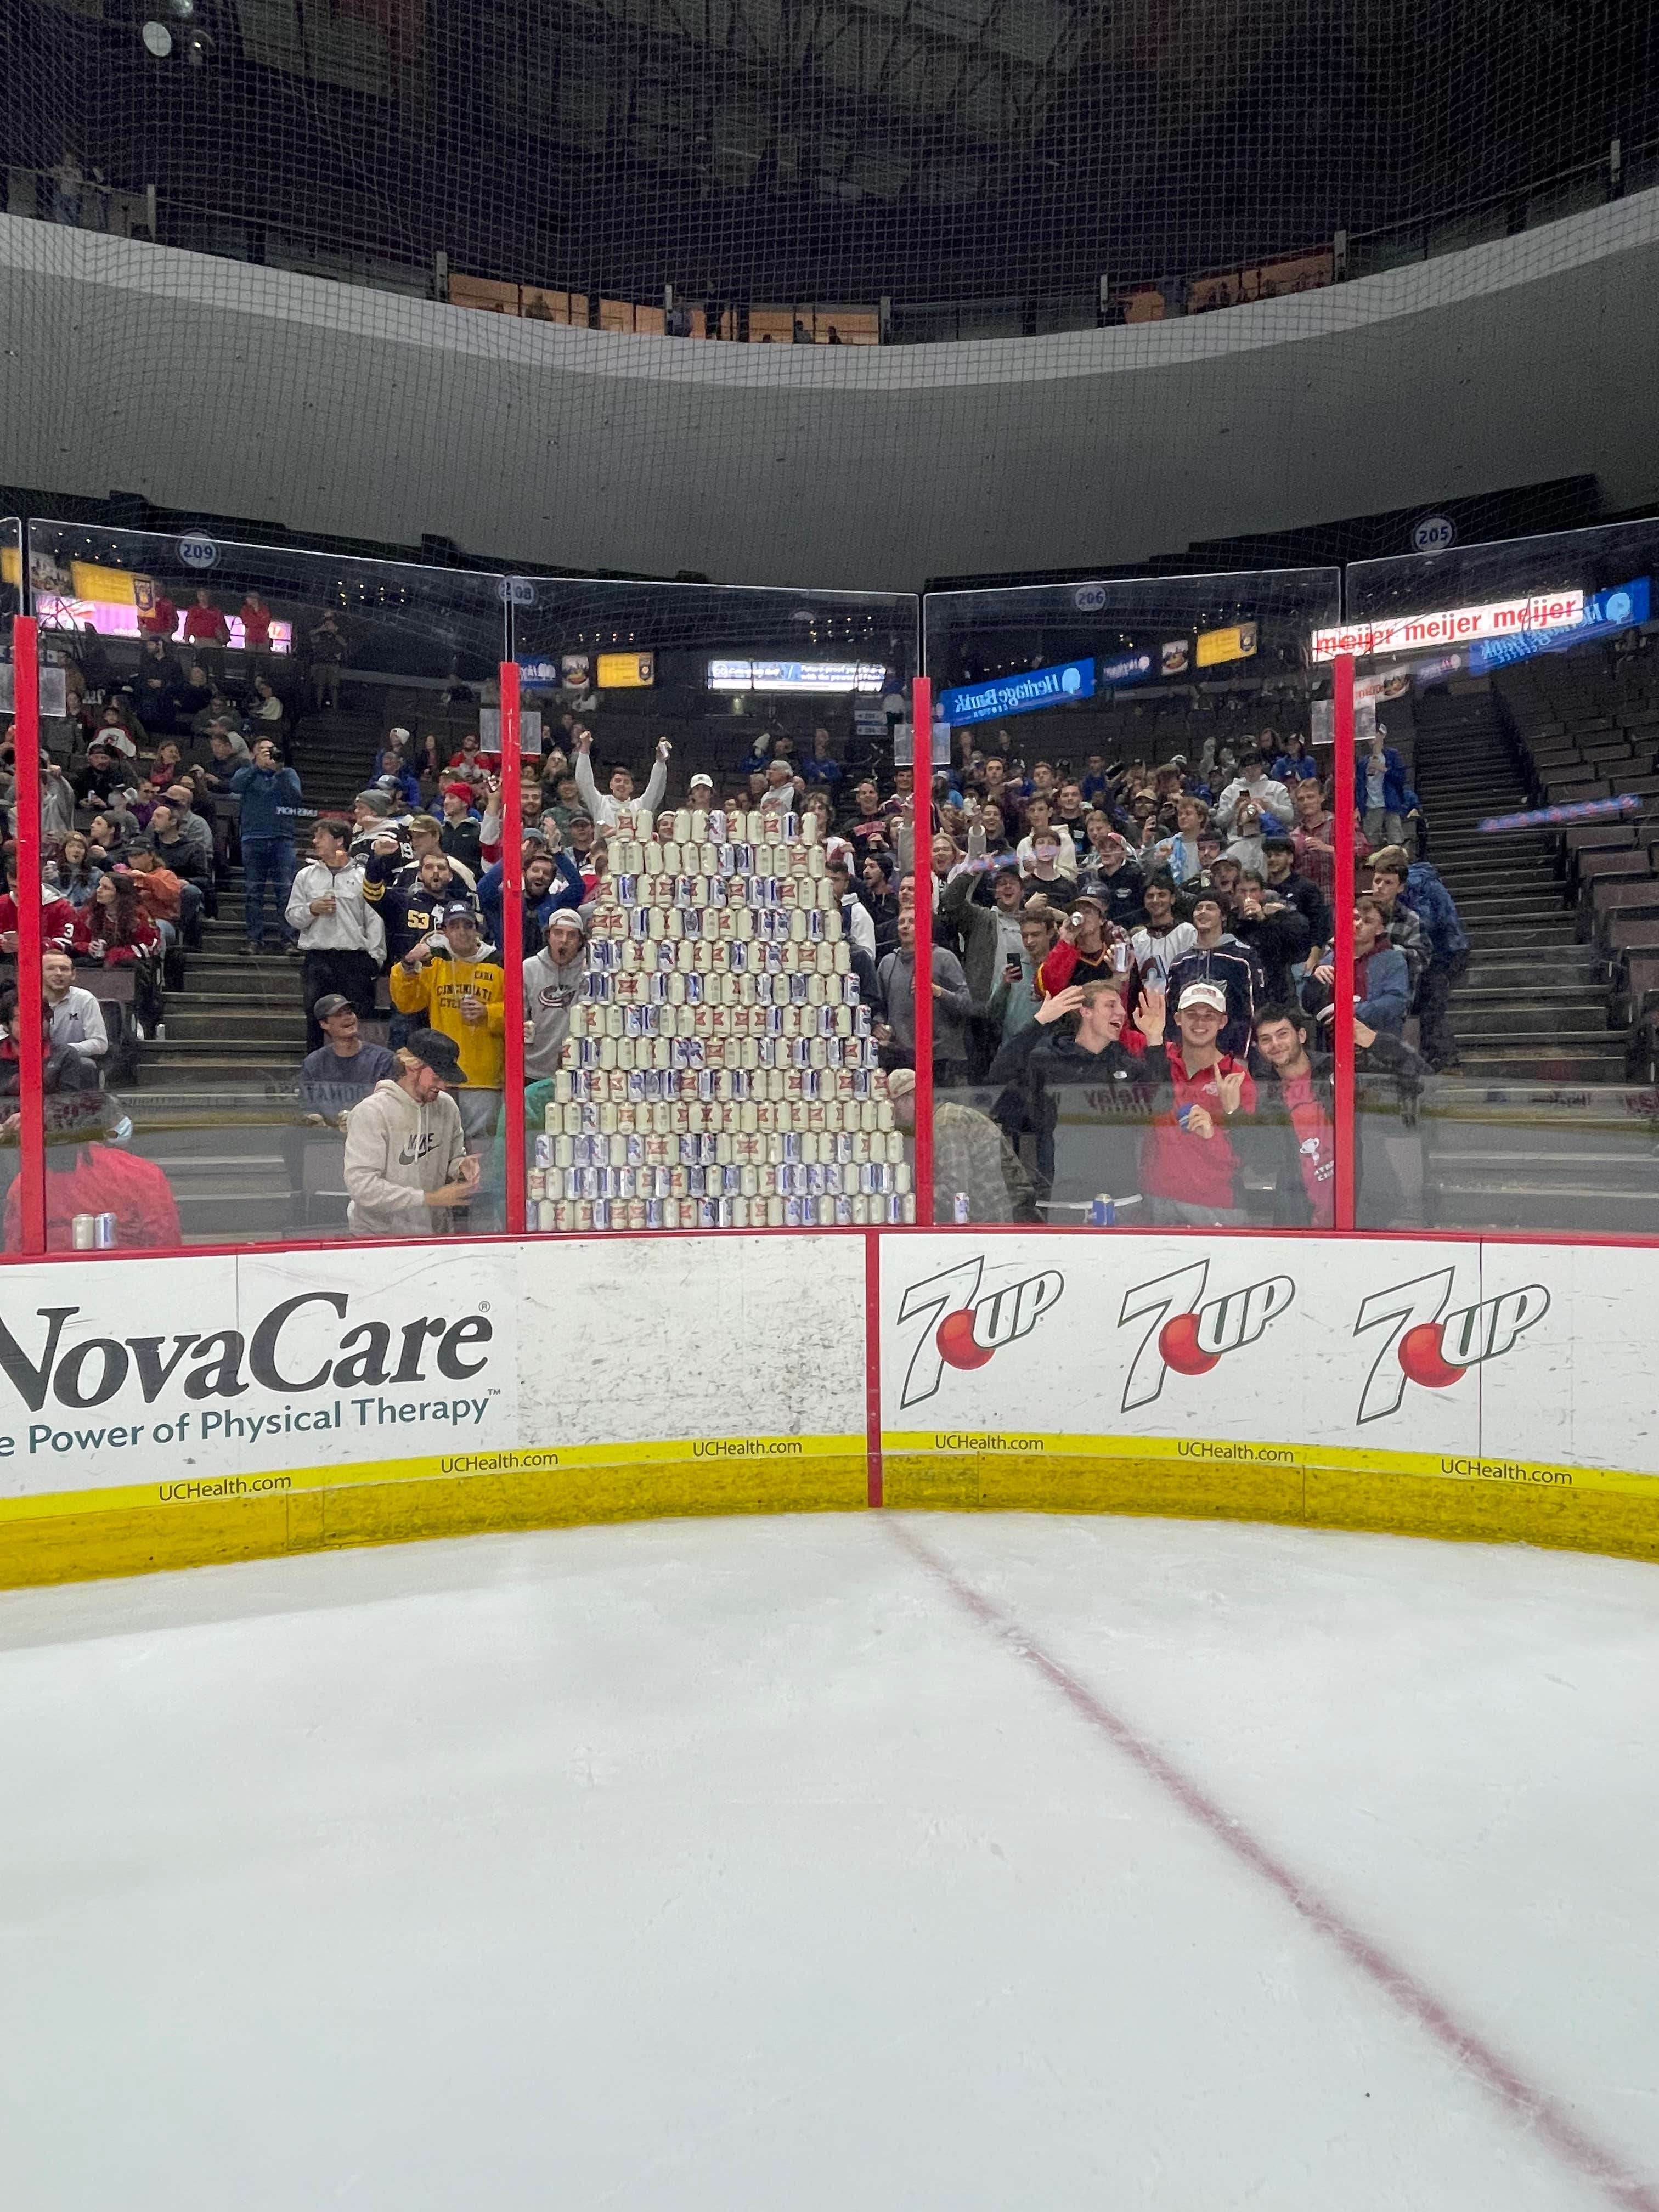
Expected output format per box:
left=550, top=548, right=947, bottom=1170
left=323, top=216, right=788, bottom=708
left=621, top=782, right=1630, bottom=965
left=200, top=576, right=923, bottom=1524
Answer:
left=528, top=800, right=913, bottom=1231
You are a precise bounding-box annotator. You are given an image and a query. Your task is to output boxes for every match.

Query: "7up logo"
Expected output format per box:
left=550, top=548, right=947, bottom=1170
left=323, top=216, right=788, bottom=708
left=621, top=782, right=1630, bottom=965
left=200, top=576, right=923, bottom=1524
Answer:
left=894, top=1256, right=1064, bottom=1410
left=1352, top=1267, right=1550, bottom=1424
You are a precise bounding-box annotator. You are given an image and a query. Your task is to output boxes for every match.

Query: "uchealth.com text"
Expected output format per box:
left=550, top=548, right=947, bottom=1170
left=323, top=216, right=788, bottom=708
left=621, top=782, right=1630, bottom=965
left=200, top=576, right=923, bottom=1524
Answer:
left=159, top=1474, right=294, bottom=1502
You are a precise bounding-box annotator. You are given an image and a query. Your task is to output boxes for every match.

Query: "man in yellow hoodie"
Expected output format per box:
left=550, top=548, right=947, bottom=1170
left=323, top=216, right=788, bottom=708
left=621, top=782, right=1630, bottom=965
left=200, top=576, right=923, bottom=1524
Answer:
left=388, top=899, right=505, bottom=1149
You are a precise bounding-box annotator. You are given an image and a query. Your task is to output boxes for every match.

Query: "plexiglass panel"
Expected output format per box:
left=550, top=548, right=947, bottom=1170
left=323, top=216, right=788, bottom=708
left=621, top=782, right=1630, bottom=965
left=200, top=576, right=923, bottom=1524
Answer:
left=922, top=569, right=1351, bottom=1228
left=20, top=521, right=509, bottom=1248
left=1346, top=520, right=1659, bottom=1235
left=506, top=579, right=920, bottom=1232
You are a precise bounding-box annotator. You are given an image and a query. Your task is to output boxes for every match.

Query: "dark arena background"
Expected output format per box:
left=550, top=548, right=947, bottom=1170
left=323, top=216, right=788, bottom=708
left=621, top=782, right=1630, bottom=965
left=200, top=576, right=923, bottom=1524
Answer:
left=4, top=9, right=1659, bottom=2211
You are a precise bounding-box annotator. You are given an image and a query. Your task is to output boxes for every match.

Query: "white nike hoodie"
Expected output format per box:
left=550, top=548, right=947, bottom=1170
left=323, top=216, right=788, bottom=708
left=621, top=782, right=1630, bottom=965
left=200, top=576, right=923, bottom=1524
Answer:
left=342, top=1077, right=468, bottom=1238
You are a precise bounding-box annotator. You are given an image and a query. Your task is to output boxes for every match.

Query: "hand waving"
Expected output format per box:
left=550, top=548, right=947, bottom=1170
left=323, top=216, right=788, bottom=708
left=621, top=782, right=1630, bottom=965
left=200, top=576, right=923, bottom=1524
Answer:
left=1035, top=984, right=1085, bottom=1026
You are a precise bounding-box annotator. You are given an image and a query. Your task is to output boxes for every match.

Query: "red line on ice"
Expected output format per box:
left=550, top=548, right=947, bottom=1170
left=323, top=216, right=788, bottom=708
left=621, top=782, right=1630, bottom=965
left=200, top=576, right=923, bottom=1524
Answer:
left=887, top=1515, right=1659, bottom=2212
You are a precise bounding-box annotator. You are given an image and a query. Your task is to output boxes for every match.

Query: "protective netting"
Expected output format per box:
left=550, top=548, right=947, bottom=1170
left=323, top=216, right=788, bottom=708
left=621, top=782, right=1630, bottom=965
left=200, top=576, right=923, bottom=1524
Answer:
left=4, top=0, right=1656, bottom=324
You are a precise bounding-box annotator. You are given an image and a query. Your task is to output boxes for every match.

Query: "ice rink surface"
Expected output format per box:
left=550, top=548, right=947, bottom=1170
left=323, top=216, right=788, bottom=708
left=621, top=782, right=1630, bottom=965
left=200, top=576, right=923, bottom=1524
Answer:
left=4, top=1511, right=1659, bottom=2211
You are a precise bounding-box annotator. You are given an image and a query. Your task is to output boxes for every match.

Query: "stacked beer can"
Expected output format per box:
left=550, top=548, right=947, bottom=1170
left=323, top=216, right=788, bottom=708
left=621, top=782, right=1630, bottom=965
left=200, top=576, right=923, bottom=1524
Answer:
left=528, top=803, right=913, bottom=1232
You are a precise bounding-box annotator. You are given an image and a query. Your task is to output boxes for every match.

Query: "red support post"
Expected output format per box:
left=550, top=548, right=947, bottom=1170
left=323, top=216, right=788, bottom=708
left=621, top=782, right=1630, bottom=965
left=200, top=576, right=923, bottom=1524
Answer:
left=498, top=659, right=527, bottom=1237
left=12, top=618, right=46, bottom=1255
left=909, top=676, right=934, bottom=1226
left=864, top=1228, right=884, bottom=1506
left=1331, top=652, right=1357, bottom=1233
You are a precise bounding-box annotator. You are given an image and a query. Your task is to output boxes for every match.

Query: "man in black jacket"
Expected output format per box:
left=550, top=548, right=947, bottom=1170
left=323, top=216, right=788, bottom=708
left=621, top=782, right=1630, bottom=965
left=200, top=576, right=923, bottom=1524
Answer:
left=1261, top=837, right=1331, bottom=953
left=1004, top=978, right=1152, bottom=1217
left=1231, top=877, right=1314, bottom=1009
left=1165, top=889, right=1260, bottom=1058
left=374, top=849, right=478, bottom=969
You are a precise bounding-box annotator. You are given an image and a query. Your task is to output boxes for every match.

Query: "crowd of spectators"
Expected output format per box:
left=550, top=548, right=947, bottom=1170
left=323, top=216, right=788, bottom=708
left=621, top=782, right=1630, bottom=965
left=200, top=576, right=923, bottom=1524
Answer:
left=794, top=720, right=1470, bottom=1228
left=0, top=613, right=1476, bottom=1244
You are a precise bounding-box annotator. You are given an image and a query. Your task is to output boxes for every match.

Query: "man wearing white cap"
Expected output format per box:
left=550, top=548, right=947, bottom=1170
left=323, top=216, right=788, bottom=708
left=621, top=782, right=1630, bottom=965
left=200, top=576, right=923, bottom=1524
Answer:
left=1136, top=979, right=1257, bottom=1225
left=522, top=907, right=589, bottom=1080
left=687, top=771, right=715, bottom=805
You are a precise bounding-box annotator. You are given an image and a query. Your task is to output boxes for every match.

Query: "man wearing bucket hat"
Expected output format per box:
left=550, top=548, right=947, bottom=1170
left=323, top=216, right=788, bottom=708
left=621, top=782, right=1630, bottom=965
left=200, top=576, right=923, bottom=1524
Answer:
left=342, top=1028, right=478, bottom=1238
left=1136, top=979, right=1257, bottom=1226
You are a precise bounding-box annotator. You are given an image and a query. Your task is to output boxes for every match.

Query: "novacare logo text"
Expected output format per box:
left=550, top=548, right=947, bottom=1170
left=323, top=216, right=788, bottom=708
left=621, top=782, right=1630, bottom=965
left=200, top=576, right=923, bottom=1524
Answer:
left=0, top=1293, right=492, bottom=1412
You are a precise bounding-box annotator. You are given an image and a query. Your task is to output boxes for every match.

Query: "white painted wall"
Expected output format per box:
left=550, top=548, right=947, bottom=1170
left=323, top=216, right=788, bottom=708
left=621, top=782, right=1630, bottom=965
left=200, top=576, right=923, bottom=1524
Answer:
left=2, top=193, right=1655, bottom=591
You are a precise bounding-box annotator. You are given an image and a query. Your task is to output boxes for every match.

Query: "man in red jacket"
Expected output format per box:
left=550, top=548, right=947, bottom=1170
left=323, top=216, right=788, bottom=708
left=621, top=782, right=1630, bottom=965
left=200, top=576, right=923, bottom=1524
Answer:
left=136, top=590, right=178, bottom=641
left=0, top=849, right=76, bottom=956
left=1137, top=979, right=1258, bottom=1226
left=4, top=1087, right=181, bottom=1251
left=238, top=591, right=273, bottom=655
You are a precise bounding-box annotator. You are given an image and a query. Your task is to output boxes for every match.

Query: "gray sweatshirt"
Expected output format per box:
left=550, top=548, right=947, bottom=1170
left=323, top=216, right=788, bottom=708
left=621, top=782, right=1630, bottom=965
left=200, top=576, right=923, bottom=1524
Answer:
left=342, top=1077, right=467, bottom=1238
left=877, top=944, right=973, bottom=1067
left=522, top=944, right=587, bottom=1080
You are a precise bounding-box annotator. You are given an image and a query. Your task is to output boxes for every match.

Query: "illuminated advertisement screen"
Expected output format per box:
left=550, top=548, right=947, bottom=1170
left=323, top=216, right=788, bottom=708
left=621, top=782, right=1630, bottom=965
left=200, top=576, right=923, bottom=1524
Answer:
left=596, top=652, right=656, bottom=689
left=36, top=595, right=294, bottom=653
left=938, top=658, right=1096, bottom=729
left=1312, top=591, right=1585, bottom=662
left=1195, top=621, right=1259, bottom=669
left=708, top=659, right=888, bottom=693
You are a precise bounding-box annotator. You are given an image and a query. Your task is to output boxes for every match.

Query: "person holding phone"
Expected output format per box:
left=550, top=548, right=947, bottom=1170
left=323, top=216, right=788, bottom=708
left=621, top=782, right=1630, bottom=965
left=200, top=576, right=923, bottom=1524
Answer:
left=985, top=905, right=1059, bottom=1048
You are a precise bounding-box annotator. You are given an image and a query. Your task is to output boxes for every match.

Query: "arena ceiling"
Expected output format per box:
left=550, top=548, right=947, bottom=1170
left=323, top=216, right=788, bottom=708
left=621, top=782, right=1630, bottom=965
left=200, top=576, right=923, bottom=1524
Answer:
left=5, top=0, right=1658, bottom=298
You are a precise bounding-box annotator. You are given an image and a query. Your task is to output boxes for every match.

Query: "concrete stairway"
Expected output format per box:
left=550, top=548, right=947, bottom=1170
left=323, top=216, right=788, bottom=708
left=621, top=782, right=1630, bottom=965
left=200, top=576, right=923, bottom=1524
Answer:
left=116, top=707, right=383, bottom=1239
left=1408, top=685, right=1659, bottom=1231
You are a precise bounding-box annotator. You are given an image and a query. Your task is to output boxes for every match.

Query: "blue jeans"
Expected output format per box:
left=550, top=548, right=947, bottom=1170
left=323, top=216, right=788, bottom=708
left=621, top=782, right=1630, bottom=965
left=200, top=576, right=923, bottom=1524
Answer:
left=242, top=837, right=295, bottom=945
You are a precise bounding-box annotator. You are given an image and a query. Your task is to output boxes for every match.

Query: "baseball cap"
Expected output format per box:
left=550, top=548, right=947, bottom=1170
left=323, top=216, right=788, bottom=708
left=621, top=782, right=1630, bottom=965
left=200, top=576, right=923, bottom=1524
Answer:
left=1073, top=878, right=1109, bottom=911
left=689, top=771, right=715, bottom=792
left=548, top=907, right=586, bottom=937
left=403, top=1028, right=463, bottom=1082
left=885, top=1068, right=917, bottom=1099
left=389, top=726, right=411, bottom=741
left=442, top=781, right=473, bottom=802
left=312, top=992, right=354, bottom=1021
left=1177, top=980, right=1227, bottom=1014
left=439, top=900, right=479, bottom=926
